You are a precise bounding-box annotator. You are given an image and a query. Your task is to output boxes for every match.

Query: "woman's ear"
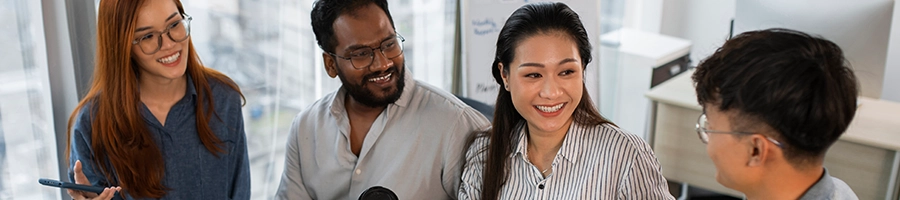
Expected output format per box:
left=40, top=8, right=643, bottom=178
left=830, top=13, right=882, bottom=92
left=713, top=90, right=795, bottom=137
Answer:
left=499, top=63, right=510, bottom=91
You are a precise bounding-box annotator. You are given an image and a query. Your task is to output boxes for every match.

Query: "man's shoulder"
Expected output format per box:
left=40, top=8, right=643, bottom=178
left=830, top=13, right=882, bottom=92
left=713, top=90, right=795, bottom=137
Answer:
left=403, top=80, right=491, bottom=133
left=408, top=80, right=473, bottom=113
left=829, top=176, right=859, bottom=200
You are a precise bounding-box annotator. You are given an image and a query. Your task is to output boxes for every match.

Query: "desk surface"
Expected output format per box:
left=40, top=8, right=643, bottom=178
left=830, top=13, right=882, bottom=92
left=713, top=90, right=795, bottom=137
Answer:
left=646, top=69, right=900, bottom=151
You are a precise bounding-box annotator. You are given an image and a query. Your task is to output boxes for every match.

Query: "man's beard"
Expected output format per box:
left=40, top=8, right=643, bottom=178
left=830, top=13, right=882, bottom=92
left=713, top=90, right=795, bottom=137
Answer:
left=336, top=63, right=406, bottom=108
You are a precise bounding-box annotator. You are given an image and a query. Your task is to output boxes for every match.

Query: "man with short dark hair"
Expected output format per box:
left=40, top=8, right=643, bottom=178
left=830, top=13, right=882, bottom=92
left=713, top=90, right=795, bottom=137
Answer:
left=692, top=28, right=859, bottom=199
left=275, top=0, right=490, bottom=199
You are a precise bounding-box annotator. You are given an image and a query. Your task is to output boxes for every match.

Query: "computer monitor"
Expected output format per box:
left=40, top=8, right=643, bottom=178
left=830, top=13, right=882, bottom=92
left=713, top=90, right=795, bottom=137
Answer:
left=733, top=0, right=894, bottom=98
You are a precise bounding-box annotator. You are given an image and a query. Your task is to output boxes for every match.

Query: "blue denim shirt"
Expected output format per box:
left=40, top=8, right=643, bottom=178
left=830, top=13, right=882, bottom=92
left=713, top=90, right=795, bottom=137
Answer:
left=68, top=75, right=250, bottom=200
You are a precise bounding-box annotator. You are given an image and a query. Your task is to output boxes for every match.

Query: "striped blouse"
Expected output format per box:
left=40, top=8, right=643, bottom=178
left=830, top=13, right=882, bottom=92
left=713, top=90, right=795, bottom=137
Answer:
left=459, top=122, right=675, bottom=200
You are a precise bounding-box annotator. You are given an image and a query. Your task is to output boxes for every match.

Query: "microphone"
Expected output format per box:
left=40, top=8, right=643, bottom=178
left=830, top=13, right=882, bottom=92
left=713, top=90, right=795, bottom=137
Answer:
left=359, top=186, right=398, bottom=200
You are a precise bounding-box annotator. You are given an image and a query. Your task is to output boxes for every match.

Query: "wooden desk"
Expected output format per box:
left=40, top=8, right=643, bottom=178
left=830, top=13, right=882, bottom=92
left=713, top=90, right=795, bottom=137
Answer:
left=645, top=69, right=900, bottom=200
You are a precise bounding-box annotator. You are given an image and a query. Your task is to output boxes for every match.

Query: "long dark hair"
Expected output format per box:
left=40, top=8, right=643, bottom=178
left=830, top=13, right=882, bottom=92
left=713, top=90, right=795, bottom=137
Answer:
left=480, top=2, right=612, bottom=199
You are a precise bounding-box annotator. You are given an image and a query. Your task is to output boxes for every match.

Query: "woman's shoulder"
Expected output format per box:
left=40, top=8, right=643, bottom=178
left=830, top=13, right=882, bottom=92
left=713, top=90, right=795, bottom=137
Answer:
left=468, top=131, right=491, bottom=150
left=204, top=76, right=243, bottom=104
left=576, top=123, right=633, bottom=137
left=464, top=131, right=492, bottom=159
left=577, top=122, right=649, bottom=152
left=70, top=97, right=103, bottom=140
left=73, top=97, right=101, bottom=124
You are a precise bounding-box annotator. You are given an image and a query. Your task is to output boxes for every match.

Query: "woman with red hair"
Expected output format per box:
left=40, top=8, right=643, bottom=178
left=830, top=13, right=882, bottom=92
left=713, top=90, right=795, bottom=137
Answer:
left=66, top=0, right=249, bottom=199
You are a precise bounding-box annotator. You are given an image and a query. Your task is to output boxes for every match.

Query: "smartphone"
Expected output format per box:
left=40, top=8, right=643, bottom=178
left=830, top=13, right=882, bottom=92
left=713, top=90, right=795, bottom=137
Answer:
left=38, top=178, right=108, bottom=194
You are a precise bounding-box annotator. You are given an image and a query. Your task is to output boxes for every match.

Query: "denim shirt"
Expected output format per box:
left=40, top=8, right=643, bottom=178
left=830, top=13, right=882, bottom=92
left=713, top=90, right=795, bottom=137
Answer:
left=68, top=75, right=250, bottom=200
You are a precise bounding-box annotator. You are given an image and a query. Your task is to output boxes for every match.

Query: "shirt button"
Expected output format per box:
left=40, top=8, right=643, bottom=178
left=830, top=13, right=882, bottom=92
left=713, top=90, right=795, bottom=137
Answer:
left=538, top=184, right=544, bottom=189
left=355, top=169, right=361, bottom=175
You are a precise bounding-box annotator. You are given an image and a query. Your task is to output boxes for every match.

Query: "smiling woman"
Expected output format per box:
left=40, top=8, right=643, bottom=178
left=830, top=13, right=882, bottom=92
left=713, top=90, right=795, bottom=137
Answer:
left=501, top=33, right=583, bottom=138
left=64, top=0, right=250, bottom=199
left=458, top=2, right=675, bottom=200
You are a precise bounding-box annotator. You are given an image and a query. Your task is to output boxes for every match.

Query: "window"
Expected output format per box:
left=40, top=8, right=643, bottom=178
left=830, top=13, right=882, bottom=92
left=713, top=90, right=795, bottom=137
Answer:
left=183, top=1, right=332, bottom=198
left=0, top=1, right=62, bottom=199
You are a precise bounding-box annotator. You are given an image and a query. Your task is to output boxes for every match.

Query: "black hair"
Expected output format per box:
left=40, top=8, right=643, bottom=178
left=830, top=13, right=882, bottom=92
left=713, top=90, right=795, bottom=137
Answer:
left=692, top=28, right=859, bottom=166
left=479, top=2, right=612, bottom=199
left=310, top=0, right=395, bottom=53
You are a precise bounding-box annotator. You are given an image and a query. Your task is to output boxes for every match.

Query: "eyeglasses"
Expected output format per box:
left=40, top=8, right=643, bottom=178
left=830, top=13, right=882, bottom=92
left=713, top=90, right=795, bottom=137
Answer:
left=327, top=34, right=405, bottom=70
left=696, top=113, right=784, bottom=148
left=132, top=14, right=193, bottom=54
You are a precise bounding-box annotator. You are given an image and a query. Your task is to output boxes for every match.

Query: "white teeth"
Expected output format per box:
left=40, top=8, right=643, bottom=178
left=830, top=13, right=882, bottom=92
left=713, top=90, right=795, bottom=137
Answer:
left=157, top=52, right=180, bottom=64
left=368, top=73, right=392, bottom=82
left=536, top=103, right=565, bottom=113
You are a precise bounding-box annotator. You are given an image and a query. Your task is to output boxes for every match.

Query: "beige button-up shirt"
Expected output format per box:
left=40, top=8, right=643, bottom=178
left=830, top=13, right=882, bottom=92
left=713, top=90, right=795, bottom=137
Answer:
left=277, top=71, right=491, bottom=200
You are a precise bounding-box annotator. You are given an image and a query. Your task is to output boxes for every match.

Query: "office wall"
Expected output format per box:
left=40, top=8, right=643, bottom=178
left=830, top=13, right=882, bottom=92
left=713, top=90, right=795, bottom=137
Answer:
left=884, top=1, right=900, bottom=102
left=733, top=0, right=893, bottom=99
left=659, top=0, right=736, bottom=66
left=658, top=0, right=899, bottom=101
left=622, top=0, right=663, bottom=33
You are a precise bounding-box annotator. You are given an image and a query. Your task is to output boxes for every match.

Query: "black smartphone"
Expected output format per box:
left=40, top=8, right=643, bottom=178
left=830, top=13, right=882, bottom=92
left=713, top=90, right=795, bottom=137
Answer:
left=38, top=178, right=109, bottom=194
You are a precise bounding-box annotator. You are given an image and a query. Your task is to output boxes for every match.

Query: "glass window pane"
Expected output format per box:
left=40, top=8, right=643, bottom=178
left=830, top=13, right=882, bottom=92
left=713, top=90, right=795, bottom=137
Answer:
left=0, top=1, right=62, bottom=199
left=392, top=0, right=457, bottom=90
left=184, top=1, right=336, bottom=199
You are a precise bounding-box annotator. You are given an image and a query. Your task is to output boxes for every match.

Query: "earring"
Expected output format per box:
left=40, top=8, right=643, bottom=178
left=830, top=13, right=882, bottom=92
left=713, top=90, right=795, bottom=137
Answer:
left=504, top=84, right=509, bottom=91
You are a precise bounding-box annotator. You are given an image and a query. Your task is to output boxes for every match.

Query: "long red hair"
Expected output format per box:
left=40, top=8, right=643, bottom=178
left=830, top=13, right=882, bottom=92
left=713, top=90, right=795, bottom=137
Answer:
left=65, top=0, right=244, bottom=198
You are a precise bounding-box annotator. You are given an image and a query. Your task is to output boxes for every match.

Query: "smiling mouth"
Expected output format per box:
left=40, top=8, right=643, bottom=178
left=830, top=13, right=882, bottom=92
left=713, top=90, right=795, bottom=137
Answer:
left=368, top=72, right=392, bottom=82
left=535, top=103, right=565, bottom=113
left=157, top=52, right=180, bottom=64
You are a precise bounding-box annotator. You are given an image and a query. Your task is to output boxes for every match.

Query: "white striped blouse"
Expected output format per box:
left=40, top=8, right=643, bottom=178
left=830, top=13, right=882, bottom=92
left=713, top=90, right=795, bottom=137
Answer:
left=459, top=122, right=675, bottom=200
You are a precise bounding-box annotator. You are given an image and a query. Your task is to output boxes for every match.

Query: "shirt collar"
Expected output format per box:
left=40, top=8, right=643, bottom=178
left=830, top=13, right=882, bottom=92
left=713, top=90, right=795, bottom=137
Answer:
left=330, top=88, right=347, bottom=117
left=329, top=68, right=415, bottom=116
left=185, top=74, right=198, bottom=97
left=138, top=74, right=197, bottom=130
left=557, top=121, right=583, bottom=164
left=392, top=68, right=414, bottom=108
left=513, top=122, right=527, bottom=158
left=799, top=168, right=835, bottom=200
left=512, top=121, right=582, bottom=164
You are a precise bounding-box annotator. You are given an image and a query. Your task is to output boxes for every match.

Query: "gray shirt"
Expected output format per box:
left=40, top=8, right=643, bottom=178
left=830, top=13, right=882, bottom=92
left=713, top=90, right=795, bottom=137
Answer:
left=276, top=71, right=491, bottom=200
left=800, top=169, right=858, bottom=200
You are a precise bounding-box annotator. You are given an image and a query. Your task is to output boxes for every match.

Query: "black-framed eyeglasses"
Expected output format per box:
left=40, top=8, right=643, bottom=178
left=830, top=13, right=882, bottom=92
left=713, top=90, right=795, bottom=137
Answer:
left=327, top=34, right=405, bottom=70
left=696, top=113, right=784, bottom=148
left=132, top=14, right=193, bottom=55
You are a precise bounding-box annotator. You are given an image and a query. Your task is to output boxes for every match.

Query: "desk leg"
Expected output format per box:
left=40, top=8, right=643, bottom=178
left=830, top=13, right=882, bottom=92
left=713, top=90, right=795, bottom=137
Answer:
left=887, top=151, right=900, bottom=200
left=676, top=182, right=689, bottom=200
left=648, top=101, right=658, bottom=147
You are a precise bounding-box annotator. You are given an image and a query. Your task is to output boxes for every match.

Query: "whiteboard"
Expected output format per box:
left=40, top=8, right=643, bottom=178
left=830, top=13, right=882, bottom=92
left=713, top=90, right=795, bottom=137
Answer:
left=461, top=0, right=601, bottom=106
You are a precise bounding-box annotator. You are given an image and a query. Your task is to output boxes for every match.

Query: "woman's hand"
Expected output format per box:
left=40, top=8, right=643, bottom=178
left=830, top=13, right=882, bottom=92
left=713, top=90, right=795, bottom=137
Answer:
left=68, top=160, right=120, bottom=200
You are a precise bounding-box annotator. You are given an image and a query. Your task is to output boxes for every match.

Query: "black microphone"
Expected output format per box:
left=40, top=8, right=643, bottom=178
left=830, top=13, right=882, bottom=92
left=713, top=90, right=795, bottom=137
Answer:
left=359, top=186, right=398, bottom=200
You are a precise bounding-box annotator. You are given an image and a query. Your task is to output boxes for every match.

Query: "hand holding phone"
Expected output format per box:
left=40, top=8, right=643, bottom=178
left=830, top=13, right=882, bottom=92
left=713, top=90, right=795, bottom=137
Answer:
left=48, top=160, right=121, bottom=200
left=38, top=178, right=107, bottom=194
